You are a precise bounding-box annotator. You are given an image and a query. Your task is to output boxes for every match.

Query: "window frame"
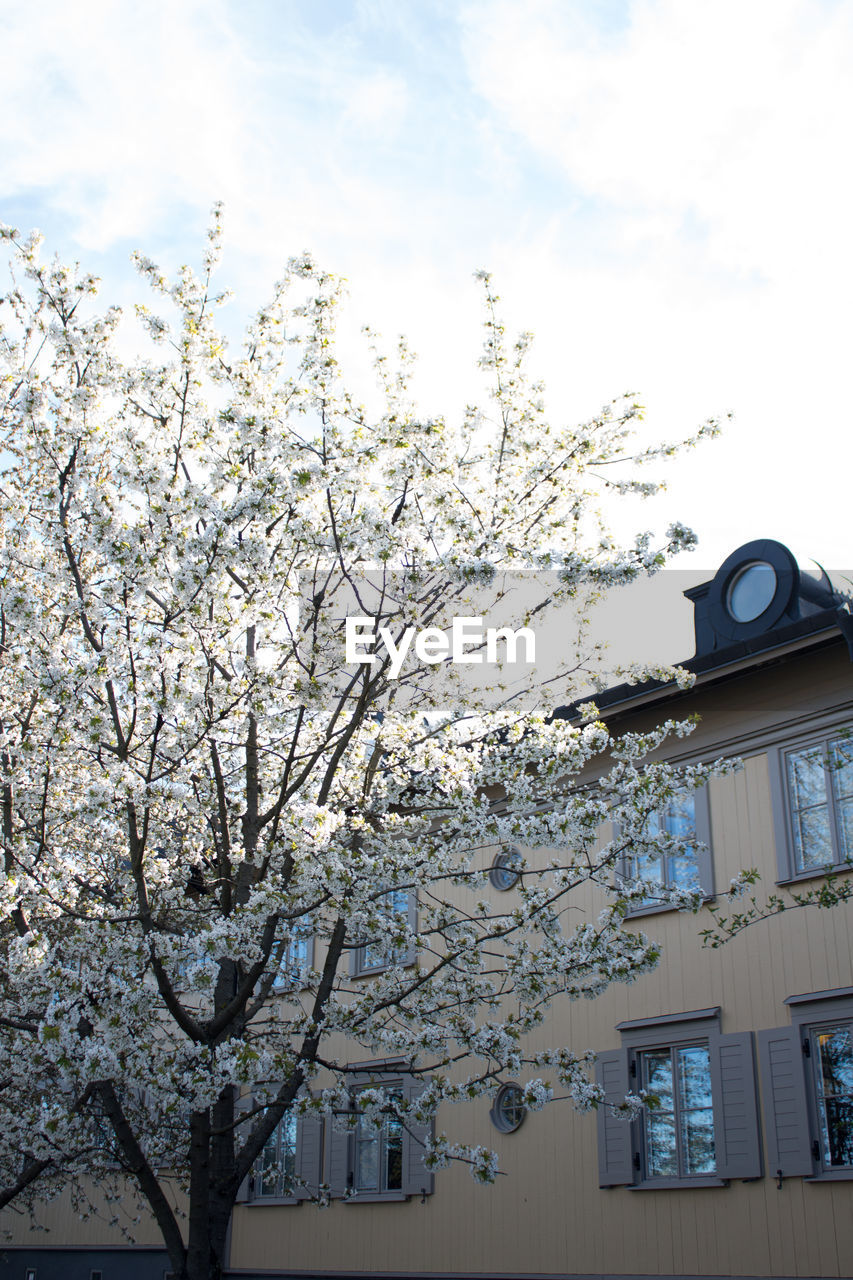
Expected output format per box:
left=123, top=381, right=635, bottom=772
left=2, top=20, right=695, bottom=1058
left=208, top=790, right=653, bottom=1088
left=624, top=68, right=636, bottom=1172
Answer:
left=324, top=1063, right=435, bottom=1203
left=768, top=722, right=853, bottom=883
left=251, top=1107, right=299, bottom=1202
left=271, top=928, right=315, bottom=991
left=619, top=784, right=715, bottom=917
left=618, top=1009, right=725, bottom=1189
left=596, top=1008, right=762, bottom=1189
left=350, top=889, right=418, bottom=978
left=489, top=847, right=522, bottom=892
left=236, top=1092, right=324, bottom=1207
left=775, top=988, right=853, bottom=1182
left=351, top=1083, right=406, bottom=1197
left=489, top=1082, right=526, bottom=1133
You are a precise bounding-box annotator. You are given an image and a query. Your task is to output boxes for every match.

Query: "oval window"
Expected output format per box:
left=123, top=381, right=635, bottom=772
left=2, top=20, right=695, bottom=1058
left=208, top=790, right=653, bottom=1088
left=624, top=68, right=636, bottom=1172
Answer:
left=490, top=1084, right=526, bottom=1133
left=726, top=561, right=777, bottom=622
left=489, top=847, right=522, bottom=891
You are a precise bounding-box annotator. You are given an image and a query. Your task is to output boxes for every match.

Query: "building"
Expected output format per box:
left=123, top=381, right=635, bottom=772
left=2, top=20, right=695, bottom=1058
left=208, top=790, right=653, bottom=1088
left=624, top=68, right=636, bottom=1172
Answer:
left=4, top=538, right=853, bottom=1280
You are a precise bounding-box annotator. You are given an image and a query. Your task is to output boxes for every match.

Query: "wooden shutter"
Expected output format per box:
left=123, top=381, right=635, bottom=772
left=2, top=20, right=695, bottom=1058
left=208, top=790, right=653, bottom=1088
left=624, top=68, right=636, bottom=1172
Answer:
left=694, top=786, right=716, bottom=898
left=757, top=1026, right=814, bottom=1178
left=294, top=1111, right=324, bottom=1200
left=324, top=1109, right=352, bottom=1198
left=401, top=1076, right=434, bottom=1198
left=233, top=1090, right=254, bottom=1203
left=595, top=1050, right=634, bottom=1187
left=709, top=1031, right=762, bottom=1179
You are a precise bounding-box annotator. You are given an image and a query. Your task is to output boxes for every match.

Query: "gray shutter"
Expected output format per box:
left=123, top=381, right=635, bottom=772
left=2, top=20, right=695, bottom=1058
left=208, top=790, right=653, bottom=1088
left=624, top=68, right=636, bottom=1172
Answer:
left=234, top=1090, right=254, bottom=1203
left=402, top=1076, right=434, bottom=1198
left=294, top=1112, right=324, bottom=1200
left=595, top=1050, right=634, bottom=1187
left=709, top=1031, right=762, bottom=1179
left=694, top=786, right=715, bottom=898
left=757, top=1026, right=814, bottom=1178
left=324, top=1113, right=352, bottom=1198
left=403, top=891, right=418, bottom=967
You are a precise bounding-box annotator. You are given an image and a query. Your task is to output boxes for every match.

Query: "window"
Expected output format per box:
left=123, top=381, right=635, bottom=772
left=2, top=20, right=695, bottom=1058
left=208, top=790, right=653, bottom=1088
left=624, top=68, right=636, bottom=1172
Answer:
left=810, top=1023, right=853, bottom=1168
left=489, top=847, right=522, bottom=891
left=759, top=987, right=853, bottom=1181
left=621, top=788, right=714, bottom=912
left=254, top=1110, right=297, bottom=1198
left=324, top=1068, right=434, bottom=1201
left=774, top=728, right=853, bottom=877
left=272, top=929, right=313, bottom=989
left=351, top=888, right=417, bottom=976
left=596, top=1008, right=761, bottom=1188
left=639, top=1044, right=714, bottom=1178
left=353, top=1087, right=404, bottom=1193
left=490, top=1083, right=526, bottom=1133
left=235, top=1095, right=323, bottom=1205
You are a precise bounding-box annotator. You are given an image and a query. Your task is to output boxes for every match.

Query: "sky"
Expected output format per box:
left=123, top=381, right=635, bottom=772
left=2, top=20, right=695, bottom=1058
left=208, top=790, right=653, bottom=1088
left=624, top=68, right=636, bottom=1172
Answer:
left=2, top=0, right=851, bottom=575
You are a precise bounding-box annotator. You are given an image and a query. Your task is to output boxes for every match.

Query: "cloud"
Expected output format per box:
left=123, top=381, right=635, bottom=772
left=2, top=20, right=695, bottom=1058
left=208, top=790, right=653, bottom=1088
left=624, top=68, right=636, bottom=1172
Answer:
left=460, top=0, right=853, bottom=288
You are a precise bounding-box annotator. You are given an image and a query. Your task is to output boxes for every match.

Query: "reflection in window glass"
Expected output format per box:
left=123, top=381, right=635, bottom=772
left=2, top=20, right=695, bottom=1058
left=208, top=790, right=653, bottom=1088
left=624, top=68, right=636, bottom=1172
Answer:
left=640, top=1044, right=715, bottom=1179
left=814, top=1024, right=853, bottom=1169
left=628, top=795, right=700, bottom=901
left=354, top=1090, right=403, bottom=1192
left=360, top=889, right=410, bottom=971
left=489, top=848, right=522, bottom=891
left=490, top=1084, right=526, bottom=1133
left=787, top=732, right=853, bottom=873
left=256, top=1111, right=297, bottom=1198
left=272, top=930, right=312, bottom=989
left=830, top=739, right=853, bottom=860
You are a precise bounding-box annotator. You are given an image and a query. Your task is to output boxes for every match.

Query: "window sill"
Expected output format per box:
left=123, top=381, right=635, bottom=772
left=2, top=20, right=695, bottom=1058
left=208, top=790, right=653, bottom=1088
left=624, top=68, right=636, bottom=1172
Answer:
left=344, top=1191, right=409, bottom=1203
left=625, top=894, right=714, bottom=920
left=805, top=1168, right=853, bottom=1183
left=629, top=1176, right=728, bottom=1190
left=776, top=861, right=853, bottom=888
left=245, top=1195, right=300, bottom=1206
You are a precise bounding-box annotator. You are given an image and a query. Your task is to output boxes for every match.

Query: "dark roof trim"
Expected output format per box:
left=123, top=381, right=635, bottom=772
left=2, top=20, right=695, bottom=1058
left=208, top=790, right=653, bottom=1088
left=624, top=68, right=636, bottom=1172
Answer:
left=555, top=605, right=852, bottom=722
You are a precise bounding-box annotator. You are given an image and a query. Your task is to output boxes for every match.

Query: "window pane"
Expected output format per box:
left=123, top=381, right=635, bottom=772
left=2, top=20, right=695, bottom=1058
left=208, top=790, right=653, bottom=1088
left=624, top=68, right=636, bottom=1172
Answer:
left=644, top=1050, right=674, bottom=1108
left=830, top=738, right=853, bottom=858
left=677, top=1045, right=713, bottom=1109
left=361, top=889, right=410, bottom=969
left=788, top=747, right=829, bottom=810
left=645, top=1110, right=678, bottom=1177
left=385, top=1116, right=403, bottom=1190
left=666, top=846, right=700, bottom=892
left=257, top=1111, right=296, bottom=1196
left=793, top=804, right=833, bottom=871
left=664, top=795, right=695, bottom=841
left=681, top=1107, right=716, bottom=1174
left=815, top=1026, right=853, bottom=1168
left=677, top=1046, right=715, bottom=1175
left=355, top=1132, right=379, bottom=1190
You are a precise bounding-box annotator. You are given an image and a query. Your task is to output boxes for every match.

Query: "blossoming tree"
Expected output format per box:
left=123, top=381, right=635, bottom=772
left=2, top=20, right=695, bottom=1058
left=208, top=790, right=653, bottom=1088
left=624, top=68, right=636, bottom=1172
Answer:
left=0, top=210, right=724, bottom=1280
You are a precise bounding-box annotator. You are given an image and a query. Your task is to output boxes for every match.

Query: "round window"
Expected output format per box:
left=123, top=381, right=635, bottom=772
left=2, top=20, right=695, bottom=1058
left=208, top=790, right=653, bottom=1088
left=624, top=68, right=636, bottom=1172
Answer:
left=489, top=847, right=522, bottom=891
left=726, top=561, right=777, bottom=622
left=490, top=1084, right=526, bottom=1133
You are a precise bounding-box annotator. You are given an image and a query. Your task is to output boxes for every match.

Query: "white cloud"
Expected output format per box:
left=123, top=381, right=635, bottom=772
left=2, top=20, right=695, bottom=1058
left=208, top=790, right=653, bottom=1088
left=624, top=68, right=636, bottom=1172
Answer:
left=1, top=0, right=850, bottom=569
left=460, top=0, right=853, bottom=289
